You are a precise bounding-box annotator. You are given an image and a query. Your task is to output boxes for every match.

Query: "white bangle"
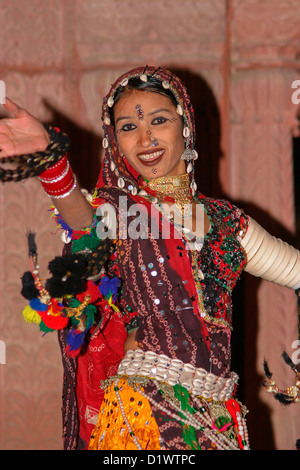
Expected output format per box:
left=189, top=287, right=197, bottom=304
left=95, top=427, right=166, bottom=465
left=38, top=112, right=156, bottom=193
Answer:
left=241, top=217, right=300, bottom=289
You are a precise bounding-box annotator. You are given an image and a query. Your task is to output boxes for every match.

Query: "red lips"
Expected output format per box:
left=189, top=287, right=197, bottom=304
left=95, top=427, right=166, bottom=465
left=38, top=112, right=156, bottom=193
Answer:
left=137, top=149, right=165, bottom=166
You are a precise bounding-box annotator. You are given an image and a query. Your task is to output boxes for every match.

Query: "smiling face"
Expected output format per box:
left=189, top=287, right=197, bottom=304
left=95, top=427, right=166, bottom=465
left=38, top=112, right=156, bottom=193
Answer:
left=113, top=89, right=186, bottom=180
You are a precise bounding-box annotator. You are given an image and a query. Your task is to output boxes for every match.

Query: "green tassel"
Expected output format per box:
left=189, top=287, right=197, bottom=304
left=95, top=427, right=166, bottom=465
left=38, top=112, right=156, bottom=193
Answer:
left=39, top=321, right=54, bottom=333
left=173, top=384, right=201, bottom=450
left=71, top=231, right=100, bottom=254
left=85, top=304, right=97, bottom=328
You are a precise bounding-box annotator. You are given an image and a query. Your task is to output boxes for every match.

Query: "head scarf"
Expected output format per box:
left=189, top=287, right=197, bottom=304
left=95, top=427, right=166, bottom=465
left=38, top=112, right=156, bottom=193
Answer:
left=96, top=66, right=196, bottom=192
left=93, top=66, right=211, bottom=367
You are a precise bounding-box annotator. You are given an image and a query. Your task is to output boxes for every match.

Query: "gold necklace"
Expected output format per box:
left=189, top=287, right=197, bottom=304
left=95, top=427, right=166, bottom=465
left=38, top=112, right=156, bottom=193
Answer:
left=147, top=173, right=193, bottom=218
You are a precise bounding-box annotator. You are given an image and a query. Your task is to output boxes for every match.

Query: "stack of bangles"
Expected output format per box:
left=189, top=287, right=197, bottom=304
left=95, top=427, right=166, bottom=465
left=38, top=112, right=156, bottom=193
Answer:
left=38, top=154, right=77, bottom=199
left=241, top=217, right=300, bottom=289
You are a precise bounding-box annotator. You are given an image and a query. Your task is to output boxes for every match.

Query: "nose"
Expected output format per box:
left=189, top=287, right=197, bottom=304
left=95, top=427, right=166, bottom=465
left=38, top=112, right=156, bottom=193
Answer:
left=138, top=128, right=152, bottom=148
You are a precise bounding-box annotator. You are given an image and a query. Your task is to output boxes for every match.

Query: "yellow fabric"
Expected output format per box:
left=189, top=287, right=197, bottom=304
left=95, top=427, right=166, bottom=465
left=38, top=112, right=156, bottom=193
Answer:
left=89, top=377, right=162, bottom=450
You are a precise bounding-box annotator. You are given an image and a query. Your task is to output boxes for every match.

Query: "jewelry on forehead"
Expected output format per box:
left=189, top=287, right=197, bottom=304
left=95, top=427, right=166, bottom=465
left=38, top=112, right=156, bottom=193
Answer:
left=100, top=66, right=197, bottom=195
left=136, top=104, right=144, bottom=120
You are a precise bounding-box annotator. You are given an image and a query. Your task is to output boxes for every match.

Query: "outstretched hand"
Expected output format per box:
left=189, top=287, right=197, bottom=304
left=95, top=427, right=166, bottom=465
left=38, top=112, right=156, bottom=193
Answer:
left=0, top=98, right=50, bottom=157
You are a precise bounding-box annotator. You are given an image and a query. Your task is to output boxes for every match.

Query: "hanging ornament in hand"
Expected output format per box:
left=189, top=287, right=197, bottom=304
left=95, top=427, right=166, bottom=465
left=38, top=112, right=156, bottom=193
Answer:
left=0, top=125, right=71, bottom=183
left=20, top=230, right=121, bottom=356
left=263, top=351, right=300, bottom=404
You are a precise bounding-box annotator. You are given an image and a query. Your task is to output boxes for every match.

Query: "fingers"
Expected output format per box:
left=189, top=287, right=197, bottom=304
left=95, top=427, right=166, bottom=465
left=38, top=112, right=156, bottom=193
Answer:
left=2, top=97, right=22, bottom=117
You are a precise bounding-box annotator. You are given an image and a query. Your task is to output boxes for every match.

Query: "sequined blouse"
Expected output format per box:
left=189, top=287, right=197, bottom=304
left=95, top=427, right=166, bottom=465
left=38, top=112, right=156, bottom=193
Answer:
left=94, top=187, right=249, bottom=378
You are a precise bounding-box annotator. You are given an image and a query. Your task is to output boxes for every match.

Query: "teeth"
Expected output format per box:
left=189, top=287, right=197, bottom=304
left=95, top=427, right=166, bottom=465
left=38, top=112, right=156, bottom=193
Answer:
left=138, top=150, right=164, bottom=161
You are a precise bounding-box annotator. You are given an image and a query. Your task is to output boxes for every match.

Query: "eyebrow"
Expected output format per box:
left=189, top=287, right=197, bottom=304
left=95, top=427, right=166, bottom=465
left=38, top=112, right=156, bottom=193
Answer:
left=115, top=108, right=173, bottom=125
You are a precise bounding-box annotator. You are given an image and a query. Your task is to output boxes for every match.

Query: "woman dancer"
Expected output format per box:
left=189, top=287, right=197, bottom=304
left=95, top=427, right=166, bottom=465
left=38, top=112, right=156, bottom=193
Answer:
left=0, top=66, right=299, bottom=450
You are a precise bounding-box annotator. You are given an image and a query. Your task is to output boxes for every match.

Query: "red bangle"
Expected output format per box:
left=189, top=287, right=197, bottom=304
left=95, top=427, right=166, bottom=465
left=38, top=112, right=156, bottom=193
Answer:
left=38, top=154, right=77, bottom=199
left=38, top=155, right=69, bottom=182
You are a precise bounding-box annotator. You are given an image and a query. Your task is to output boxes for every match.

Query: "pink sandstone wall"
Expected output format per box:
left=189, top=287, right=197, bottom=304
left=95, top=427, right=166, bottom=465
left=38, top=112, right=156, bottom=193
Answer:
left=0, top=0, right=299, bottom=450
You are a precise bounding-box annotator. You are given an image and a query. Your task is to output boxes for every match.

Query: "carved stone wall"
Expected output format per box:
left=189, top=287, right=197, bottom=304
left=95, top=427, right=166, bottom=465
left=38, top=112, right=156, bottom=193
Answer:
left=230, top=1, right=300, bottom=450
left=0, top=0, right=299, bottom=450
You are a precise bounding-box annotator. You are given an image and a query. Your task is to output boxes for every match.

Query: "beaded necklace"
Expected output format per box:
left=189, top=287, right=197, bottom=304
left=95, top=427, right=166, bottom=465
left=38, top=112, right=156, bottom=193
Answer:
left=112, top=376, right=250, bottom=450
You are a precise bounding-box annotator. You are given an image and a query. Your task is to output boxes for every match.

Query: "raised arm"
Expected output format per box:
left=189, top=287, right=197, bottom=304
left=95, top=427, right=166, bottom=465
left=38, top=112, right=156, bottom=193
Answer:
left=0, top=98, right=93, bottom=230
left=241, top=216, right=300, bottom=290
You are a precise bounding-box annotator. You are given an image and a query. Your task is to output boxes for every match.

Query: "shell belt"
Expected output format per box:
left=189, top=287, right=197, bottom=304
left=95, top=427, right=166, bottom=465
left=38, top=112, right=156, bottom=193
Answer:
left=117, top=349, right=238, bottom=402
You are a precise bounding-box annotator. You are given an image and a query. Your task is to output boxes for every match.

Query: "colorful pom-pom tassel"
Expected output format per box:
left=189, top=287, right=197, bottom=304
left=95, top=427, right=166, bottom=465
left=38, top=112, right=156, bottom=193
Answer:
left=76, top=280, right=101, bottom=303
left=29, top=298, right=48, bottom=312
left=39, top=321, right=54, bottom=333
left=39, top=308, right=69, bottom=330
left=22, top=305, right=41, bottom=325
left=66, top=329, right=86, bottom=356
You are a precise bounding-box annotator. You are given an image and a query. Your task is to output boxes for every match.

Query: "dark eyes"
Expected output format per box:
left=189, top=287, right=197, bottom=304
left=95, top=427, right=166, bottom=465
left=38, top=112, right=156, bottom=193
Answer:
left=152, top=117, right=168, bottom=125
left=119, top=123, right=136, bottom=133
left=118, top=116, right=168, bottom=133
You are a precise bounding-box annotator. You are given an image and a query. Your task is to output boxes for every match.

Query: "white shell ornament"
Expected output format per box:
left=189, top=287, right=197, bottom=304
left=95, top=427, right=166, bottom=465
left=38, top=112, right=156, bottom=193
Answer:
left=110, top=161, right=116, bottom=171
left=102, top=137, right=109, bottom=149
left=176, top=104, right=183, bottom=116
left=117, top=177, right=125, bottom=188
left=81, top=188, right=93, bottom=202
left=190, top=181, right=197, bottom=195
left=107, top=96, right=114, bottom=107
left=193, top=150, right=198, bottom=160
left=162, top=80, right=170, bottom=89
left=104, top=116, right=111, bottom=125
left=61, top=230, right=72, bottom=244
left=187, top=162, right=193, bottom=173
left=140, top=74, right=148, bottom=82
left=131, top=187, right=138, bottom=196
left=85, top=193, right=93, bottom=203
left=121, top=78, right=129, bottom=86
left=183, top=127, right=190, bottom=138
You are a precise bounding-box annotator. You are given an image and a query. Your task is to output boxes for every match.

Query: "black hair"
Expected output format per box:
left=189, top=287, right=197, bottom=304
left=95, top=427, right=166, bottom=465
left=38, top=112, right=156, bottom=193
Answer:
left=109, top=75, right=178, bottom=128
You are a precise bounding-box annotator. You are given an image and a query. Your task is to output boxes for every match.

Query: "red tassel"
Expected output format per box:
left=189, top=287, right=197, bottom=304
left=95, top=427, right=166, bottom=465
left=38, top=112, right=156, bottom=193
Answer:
left=225, top=399, right=245, bottom=449
left=76, top=280, right=102, bottom=303
left=39, top=301, right=69, bottom=330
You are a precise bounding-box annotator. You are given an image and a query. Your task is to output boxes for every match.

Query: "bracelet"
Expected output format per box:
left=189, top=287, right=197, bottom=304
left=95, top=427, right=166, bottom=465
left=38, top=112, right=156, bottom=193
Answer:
left=0, top=124, right=70, bottom=183
left=242, top=217, right=300, bottom=289
left=38, top=155, right=70, bottom=183
left=38, top=153, right=77, bottom=199
left=43, top=175, right=77, bottom=199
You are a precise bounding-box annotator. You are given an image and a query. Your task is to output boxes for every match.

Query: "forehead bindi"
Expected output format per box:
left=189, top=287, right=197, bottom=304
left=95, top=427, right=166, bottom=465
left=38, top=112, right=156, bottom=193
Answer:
left=114, top=90, right=176, bottom=123
left=135, top=104, right=144, bottom=120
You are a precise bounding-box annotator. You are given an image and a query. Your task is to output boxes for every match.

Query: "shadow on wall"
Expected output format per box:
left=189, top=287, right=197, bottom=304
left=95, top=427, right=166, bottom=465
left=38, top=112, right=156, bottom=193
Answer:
left=42, top=67, right=300, bottom=450
left=170, top=68, right=224, bottom=200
